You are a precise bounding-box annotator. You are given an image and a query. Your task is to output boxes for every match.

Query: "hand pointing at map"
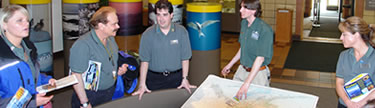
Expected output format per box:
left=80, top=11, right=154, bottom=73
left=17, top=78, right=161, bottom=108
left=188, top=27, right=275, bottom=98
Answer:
left=236, top=82, right=250, bottom=100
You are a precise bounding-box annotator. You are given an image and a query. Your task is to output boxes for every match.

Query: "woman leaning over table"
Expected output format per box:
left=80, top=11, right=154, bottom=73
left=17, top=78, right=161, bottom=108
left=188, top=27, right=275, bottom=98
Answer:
left=0, top=5, right=55, bottom=107
left=336, top=16, right=375, bottom=108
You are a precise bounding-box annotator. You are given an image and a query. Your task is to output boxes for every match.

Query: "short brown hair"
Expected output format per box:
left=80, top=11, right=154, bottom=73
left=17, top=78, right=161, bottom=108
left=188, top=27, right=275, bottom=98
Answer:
left=240, top=0, right=262, bottom=17
left=155, top=0, right=173, bottom=14
left=89, top=6, right=116, bottom=29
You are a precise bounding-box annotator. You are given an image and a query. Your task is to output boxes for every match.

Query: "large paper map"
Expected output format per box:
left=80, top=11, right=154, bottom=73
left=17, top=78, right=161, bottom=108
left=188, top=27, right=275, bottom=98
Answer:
left=182, top=75, right=319, bottom=108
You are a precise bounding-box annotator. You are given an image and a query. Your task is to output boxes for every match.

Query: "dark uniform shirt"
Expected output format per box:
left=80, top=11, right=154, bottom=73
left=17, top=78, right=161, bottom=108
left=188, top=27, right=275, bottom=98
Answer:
left=239, top=18, right=274, bottom=67
left=139, top=23, right=192, bottom=72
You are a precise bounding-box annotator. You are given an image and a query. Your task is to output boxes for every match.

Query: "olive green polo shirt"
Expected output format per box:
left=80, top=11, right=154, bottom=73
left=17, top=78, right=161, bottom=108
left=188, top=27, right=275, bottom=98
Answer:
left=2, top=36, right=36, bottom=80
left=336, top=46, right=375, bottom=105
left=139, top=23, right=192, bottom=72
left=239, top=18, right=274, bottom=67
left=69, top=30, right=119, bottom=90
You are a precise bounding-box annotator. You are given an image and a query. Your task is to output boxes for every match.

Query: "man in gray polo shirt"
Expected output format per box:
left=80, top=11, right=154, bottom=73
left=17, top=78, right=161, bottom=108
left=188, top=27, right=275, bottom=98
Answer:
left=69, top=7, right=128, bottom=108
left=132, top=0, right=196, bottom=100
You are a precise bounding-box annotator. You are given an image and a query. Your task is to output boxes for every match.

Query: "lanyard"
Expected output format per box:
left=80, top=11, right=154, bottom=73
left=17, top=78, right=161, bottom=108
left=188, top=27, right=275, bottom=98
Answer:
left=103, top=38, right=118, bottom=80
left=104, top=38, right=115, bottom=67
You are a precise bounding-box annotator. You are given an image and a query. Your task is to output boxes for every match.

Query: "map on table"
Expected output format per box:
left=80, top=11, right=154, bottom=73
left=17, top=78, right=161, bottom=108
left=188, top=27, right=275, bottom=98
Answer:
left=182, top=75, right=319, bottom=108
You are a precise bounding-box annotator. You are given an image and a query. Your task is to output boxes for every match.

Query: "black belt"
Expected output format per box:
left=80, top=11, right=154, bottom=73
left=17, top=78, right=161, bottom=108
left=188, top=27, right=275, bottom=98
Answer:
left=149, top=69, right=182, bottom=76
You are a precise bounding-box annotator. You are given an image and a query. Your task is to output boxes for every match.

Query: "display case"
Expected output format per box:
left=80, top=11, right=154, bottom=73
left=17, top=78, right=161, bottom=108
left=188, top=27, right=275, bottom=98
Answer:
left=222, top=0, right=235, bottom=13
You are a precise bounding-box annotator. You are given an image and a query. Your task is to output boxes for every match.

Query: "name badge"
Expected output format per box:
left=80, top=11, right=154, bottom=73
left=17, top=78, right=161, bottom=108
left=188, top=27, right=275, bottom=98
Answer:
left=171, top=39, right=178, bottom=45
left=360, top=60, right=371, bottom=69
left=113, top=70, right=117, bottom=80
left=360, top=63, right=371, bottom=69
left=251, top=31, right=259, bottom=40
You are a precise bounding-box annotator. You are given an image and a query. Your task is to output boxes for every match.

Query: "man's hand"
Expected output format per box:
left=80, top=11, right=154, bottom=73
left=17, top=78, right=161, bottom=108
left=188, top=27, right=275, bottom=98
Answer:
left=177, top=79, right=197, bottom=94
left=80, top=103, right=92, bottom=108
left=221, top=65, right=232, bottom=78
left=132, top=85, right=151, bottom=100
left=118, top=64, right=128, bottom=76
left=235, top=83, right=250, bottom=100
left=36, top=93, right=53, bottom=106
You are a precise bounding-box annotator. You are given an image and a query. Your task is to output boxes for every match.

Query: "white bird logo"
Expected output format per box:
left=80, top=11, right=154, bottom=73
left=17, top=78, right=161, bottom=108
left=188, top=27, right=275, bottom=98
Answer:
left=188, top=20, right=220, bottom=38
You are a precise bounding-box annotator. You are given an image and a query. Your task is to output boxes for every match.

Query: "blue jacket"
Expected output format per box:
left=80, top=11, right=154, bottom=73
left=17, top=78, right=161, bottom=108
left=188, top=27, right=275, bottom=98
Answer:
left=0, top=37, right=51, bottom=107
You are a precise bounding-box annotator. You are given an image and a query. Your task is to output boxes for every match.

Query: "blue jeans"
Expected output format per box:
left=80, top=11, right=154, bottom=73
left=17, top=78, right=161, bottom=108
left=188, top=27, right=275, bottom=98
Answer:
left=71, top=84, right=115, bottom=108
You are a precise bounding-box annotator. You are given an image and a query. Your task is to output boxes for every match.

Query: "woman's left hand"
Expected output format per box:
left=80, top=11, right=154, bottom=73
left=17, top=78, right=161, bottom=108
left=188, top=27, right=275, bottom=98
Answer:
left=48, top=78, right=56, bottom=86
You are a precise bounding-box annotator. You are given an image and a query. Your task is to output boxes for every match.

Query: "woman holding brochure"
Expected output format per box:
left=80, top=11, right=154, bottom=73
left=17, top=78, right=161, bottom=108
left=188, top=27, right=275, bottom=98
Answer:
left=336, top=16, right=375, bottom=108
left=0, top=5, right=55, bottom=107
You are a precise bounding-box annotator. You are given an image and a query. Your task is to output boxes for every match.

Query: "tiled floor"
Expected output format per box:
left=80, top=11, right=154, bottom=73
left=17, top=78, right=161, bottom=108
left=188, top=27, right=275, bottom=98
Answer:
left=220, top=33, right=337, bottom=88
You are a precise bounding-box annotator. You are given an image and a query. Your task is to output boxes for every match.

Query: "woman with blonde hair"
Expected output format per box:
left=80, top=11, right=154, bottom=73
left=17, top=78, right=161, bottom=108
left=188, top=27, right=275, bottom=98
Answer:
left=0, top=5, right=55, bottom=107
left=336, top=16, right=375, bottom=108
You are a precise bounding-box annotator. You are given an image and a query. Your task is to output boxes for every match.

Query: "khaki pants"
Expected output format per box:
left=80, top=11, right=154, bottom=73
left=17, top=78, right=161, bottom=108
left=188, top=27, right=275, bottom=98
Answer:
left=233, top=65, right=270, bottom=86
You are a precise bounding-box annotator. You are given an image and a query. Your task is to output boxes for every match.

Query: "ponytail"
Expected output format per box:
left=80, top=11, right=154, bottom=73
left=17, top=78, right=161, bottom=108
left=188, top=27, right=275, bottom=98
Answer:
left=370, top=24, right=375, bottom=47
left=338, top=17, right=375, bottom=48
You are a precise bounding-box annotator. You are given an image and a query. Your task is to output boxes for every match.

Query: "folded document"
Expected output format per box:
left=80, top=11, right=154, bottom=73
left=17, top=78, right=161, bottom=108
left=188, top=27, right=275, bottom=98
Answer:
left=36, top=75, right=78, bottom=93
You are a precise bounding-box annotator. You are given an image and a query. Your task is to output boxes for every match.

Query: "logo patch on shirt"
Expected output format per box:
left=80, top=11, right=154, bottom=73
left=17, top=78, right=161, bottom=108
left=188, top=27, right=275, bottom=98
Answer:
left=251, top=31, right=259, bottom=40
left=170, top=39, right=178, bottom=45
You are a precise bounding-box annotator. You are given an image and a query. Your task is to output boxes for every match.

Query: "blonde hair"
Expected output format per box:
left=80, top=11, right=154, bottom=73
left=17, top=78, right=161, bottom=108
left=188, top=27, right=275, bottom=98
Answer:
left=338, top=16, right=375, bottom=47
left=0, top=5, right=29, bottom=36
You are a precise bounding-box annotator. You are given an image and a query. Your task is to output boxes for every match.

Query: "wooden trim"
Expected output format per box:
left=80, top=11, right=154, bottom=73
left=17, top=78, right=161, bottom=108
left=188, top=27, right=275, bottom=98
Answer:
left=355, top=0, right=364, bottom=18
left=342, top=0, right=349, bottom=18
left=295, top=0, right=305, bottom=40
left=53, top=51, right=64, bottom=60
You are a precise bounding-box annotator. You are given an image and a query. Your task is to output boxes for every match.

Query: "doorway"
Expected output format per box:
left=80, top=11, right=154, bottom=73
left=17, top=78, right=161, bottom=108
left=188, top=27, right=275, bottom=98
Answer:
left=302, top=0, right=351, bottom=43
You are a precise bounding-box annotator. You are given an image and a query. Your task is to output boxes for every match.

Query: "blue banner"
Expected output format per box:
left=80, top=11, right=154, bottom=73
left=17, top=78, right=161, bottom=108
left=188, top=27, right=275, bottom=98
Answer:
left=187, top=12, right=221, bottom=51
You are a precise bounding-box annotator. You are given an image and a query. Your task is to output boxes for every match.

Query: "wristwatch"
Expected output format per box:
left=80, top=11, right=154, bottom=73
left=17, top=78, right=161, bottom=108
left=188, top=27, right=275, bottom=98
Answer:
left=80, top=101, right=90, bottom=107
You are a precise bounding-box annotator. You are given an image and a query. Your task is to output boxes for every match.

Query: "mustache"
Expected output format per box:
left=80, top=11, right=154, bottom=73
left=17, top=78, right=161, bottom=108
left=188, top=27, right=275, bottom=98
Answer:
left=113, top=29, right=119, bottom=32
